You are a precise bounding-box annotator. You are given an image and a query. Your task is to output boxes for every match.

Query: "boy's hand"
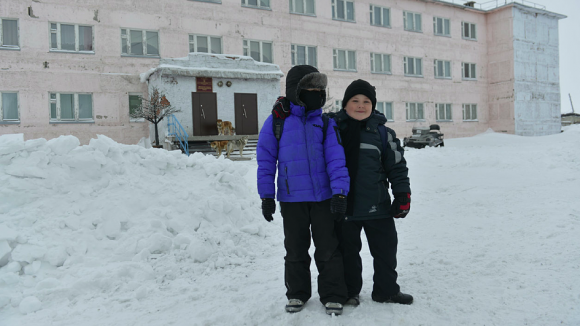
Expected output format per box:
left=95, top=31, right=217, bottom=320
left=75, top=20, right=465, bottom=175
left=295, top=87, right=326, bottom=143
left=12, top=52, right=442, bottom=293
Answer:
left=261, top=198, right=276, bottom=222
left=390, top=193, right=410, bottom=218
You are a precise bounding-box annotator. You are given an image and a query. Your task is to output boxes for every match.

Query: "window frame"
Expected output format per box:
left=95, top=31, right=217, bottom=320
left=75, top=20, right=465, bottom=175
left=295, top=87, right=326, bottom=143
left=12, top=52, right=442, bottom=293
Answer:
left=462, top=21, right=477, bottom=41
left=403, top=11, right=422, bottom=32
left=462, top=103, right=478, bottom=121
left=0, top=92, right=19, bottom=123
left=404, top=56, right=423, bottom=77
left=120, top=28, right=160, bottom=57
left=331, top=0, right=356, bottom=22
left=243, top=39, right=274, bottom=63
left=333, top=48, right=357, bottom=72
left=433, top=16, right=450, bottom=37
left=129, top=93, right=145, bottom=122
left=242, top=0, right=271, bottom=10
left=289, top=0, right=316, bottom=16
left=0, top=18, right=20, bottom=50
left=462, top=62, right=477, bottom=80
left=189, top=34, right=223, bottom=54
left=436, top=103, right=452, bottom=121
left=376, top=101, right=393, bottom=121
left=49, top=22, right=94, bottom=53
left=370, top=53, right=391, bottom=74
left=370, top=5, right=391, bottom=28
left=49, top=92, right=94, bottom=123
left=405, top=102, right=425, bottom=121
left=434, top=59, right=452, bottom=79
left=334, top=100, right=343, bottom=112
left=291, top=44, right=317, bottom=67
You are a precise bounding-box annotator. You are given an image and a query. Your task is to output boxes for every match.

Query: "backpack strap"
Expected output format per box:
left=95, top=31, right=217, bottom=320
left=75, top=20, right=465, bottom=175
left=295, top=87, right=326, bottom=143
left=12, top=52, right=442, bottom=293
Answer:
left=273, top=116, right=285, bottom=142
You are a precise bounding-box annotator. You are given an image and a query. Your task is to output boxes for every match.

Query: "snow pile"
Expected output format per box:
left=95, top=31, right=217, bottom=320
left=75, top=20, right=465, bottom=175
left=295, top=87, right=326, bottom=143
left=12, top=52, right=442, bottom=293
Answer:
left=0, top=134, right=266, bottom=318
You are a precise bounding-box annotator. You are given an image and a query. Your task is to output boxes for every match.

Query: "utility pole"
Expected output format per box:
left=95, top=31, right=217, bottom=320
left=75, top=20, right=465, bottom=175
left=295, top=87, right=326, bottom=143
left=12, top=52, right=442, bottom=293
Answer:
left=570, top=93, right=575, bottom=113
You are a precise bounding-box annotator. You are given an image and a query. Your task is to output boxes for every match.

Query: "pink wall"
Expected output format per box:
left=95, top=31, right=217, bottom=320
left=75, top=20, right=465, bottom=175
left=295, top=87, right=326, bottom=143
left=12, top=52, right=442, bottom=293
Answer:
left=0, top=0, right=563, bottom=144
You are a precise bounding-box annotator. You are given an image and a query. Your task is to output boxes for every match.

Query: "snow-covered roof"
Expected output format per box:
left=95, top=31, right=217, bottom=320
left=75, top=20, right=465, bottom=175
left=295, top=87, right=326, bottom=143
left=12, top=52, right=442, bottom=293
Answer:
left=140, top=53, right=284, bottom=83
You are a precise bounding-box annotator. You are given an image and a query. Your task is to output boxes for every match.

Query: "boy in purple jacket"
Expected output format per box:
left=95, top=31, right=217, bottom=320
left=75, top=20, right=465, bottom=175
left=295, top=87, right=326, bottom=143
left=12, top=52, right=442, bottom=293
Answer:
left=256, top=65, right=350, bottom=315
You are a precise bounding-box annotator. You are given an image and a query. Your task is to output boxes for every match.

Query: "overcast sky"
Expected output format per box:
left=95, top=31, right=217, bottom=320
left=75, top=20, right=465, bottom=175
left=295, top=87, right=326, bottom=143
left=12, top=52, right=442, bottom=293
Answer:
left=442, top=0, right=579, bottom=113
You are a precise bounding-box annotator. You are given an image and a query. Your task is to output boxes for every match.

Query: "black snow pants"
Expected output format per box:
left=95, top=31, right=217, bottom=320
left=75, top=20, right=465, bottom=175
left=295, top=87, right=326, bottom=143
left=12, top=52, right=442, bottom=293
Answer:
left=338, top=217, right=400, bottom=299
left=280, top=200, right=348, bottom=305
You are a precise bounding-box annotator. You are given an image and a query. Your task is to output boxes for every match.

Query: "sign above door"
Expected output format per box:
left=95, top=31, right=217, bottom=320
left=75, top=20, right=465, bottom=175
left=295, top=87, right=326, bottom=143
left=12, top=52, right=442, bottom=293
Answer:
left=196, top=77, right=213, bottom=92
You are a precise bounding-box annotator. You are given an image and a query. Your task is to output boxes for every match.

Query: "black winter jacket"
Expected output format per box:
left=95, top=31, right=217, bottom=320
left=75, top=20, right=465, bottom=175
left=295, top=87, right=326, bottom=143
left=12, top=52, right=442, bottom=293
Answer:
left=332, top=109, right=411, bottom=221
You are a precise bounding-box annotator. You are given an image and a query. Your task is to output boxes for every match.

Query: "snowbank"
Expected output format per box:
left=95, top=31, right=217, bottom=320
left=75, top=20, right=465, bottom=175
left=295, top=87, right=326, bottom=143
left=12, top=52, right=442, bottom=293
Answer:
left=0, top=134, right=266, bottom=318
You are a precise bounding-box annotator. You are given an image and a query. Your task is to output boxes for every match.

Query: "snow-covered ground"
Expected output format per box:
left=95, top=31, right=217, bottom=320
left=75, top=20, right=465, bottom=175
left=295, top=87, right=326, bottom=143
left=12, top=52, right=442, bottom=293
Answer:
left=1, top=126, right=579, bottom=326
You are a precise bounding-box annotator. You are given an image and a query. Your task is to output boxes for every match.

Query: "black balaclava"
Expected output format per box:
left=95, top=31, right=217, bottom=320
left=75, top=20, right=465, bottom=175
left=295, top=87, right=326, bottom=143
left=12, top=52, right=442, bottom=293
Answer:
left=299, top=90, right=325, bottom=111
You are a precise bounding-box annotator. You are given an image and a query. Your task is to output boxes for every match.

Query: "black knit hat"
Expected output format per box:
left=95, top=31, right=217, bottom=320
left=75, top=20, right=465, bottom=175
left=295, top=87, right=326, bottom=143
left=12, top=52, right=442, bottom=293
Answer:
left=285, top=65, right=327, bottom=106
left=342, top=79, right=377, bottom=110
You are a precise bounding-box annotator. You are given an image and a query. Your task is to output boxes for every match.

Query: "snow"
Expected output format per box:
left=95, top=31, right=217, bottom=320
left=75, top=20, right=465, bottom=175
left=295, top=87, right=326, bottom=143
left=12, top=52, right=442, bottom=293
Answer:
left=1, top=126, right=580, bottom=325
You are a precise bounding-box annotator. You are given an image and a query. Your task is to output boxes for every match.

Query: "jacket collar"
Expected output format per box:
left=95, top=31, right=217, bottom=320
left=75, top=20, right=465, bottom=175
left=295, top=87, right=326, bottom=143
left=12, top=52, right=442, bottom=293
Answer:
left=290, top=102, right=322, bottom=118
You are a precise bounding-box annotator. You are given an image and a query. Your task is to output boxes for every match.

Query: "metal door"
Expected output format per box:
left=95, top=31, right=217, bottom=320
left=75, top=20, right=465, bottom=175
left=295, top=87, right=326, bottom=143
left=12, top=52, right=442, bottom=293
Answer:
left=234, top=93, right=258, bottom=135
left=192, top=92, right=218, bottom=136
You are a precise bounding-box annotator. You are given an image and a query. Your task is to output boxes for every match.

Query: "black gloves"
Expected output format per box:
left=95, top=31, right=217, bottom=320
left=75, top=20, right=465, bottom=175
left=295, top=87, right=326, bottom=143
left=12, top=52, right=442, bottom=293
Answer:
left=272, top=96, right=291, bottom=119
left=390, top=193, right=411, bottom=218
left=330, top=194, right=347, bottom=215
left=261, top=198, right=276, bottom=222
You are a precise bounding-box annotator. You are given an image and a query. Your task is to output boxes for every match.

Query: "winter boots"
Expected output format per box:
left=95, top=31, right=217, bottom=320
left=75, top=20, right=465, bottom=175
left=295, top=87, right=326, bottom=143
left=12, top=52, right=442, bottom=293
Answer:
left=372, top=291, right=414, bottom=305
left=285, top=299, right=305, bottom=313
left=324, top=302, right=343, bottom=315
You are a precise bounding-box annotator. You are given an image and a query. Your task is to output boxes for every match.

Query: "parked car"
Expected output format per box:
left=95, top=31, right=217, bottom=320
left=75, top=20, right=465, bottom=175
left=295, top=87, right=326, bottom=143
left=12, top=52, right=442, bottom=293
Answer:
left=403, top=124, right=444, bottom=148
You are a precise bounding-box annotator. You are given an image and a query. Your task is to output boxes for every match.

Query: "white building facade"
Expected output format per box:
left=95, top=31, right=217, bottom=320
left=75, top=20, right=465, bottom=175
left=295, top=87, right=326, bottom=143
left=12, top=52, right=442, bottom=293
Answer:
left=0, top=0, right=566, bottom=144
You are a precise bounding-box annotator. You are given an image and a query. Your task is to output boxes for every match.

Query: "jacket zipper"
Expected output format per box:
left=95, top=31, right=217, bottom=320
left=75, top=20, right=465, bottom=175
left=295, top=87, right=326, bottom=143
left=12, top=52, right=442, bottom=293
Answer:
left=285, top=166, right=290, bottom=194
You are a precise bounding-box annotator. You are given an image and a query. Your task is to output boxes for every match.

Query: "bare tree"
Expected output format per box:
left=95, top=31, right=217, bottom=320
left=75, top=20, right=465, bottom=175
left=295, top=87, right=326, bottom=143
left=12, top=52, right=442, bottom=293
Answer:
left=130, top=87, right=181, bottom=147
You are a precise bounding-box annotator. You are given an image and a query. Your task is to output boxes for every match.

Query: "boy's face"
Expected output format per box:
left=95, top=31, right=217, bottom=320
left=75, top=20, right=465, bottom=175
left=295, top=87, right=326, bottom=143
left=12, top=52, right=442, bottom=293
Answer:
left=345, top=94, right=373, bottom=121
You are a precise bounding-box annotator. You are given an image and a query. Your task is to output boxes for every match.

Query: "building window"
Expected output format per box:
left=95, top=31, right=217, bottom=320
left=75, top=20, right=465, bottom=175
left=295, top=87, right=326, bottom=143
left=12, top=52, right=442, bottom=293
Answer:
left=404, top=56, right=422, bottom=77
left=333, top=49, right=356, bottom=71
left=0, top=92, right=19, bottom=122
left=433, top=17, right=450, bottom=37
left=462, top=22, right=477, bottom=40
left=370, top=53, right=391, bottom=74
left=291, top=44, right=317, bottom=67
left=334, top=100, right=342, bottom=112
left=290, top=0, right=316, bottom=15
left=370, top=5, right=390, bottom=28
left=332, top=0, right=355, bottom=22
left=403, top=11, right=422, bottom=32
left=129, top=93, right=143, bottom=121
left=462, top=62, right=477, bottom=80
left=242, top=0, right=270, bottom=9
left=0, top=18, right=19, bottom=49
left=189, top=35, right=222, bottom=54
left=376, top=101, right=393, bottom=121
left=462, top=104, right=477, bottom=121
left=121, top=28, right=159, bottom=57
left=434, top=59, right=451, bottom=79
left=49, top=93, right=93, bottom=122
left=243, top=39, right=273, bottom=63
left=436, top=103, right=452, bottom=121
left=49, top=23, right=93, bottom=52
left=406, top=102, right=424, bottom=121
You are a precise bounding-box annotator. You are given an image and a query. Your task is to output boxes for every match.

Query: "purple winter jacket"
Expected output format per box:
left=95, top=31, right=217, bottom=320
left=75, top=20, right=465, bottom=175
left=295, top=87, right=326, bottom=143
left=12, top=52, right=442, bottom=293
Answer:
left=257, top=102, right=350, bottom=202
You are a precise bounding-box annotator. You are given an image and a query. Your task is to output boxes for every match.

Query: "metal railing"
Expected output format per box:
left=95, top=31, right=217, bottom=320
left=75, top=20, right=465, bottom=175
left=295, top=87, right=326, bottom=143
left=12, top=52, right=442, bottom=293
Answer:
left=441, top=0, right=546, bottom=11
left=167, top=114, right=189, bottom=156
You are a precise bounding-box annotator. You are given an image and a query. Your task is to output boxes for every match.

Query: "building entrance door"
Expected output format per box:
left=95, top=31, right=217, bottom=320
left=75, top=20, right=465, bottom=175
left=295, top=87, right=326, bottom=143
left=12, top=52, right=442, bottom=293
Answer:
left=234, top=93, right=258, bottom=135
left=192, top=92, right=218, bottom=136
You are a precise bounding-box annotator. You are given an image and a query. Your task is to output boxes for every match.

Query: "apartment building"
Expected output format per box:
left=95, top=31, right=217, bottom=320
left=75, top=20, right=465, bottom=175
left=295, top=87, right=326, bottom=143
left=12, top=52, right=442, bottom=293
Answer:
left=0, top=0, right=566, bottom=144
